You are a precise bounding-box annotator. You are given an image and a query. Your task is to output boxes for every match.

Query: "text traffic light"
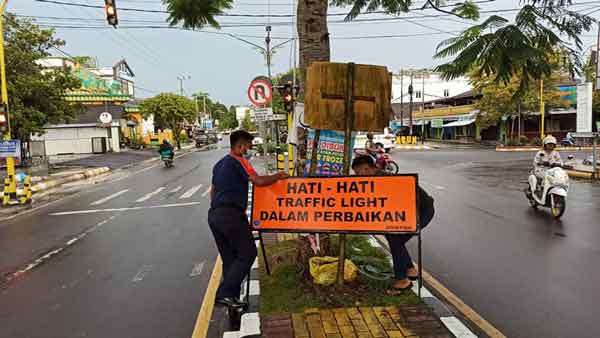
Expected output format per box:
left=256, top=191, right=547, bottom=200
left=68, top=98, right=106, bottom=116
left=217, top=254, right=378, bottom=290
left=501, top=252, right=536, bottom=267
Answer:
left=0, top=104, right=7, bottom=134
left=105, top=0, right=118, bottom=27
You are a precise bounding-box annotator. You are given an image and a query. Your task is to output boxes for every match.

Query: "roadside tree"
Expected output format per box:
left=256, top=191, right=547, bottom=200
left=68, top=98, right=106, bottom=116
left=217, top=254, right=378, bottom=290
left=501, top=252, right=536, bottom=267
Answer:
left=4, top=14, right=82, bottom=149
left=219, top=106, right=239, bottom=130
left=240, top=111, right=256, bottom=131
left=139, top=93, right=195, bottom=149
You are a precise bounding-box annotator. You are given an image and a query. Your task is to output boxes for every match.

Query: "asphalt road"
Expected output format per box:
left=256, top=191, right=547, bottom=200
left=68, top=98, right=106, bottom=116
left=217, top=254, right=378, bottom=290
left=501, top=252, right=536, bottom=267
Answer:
left=0, top=142, right=232, bottom=338
left=392, top=149, right=600, bottom=338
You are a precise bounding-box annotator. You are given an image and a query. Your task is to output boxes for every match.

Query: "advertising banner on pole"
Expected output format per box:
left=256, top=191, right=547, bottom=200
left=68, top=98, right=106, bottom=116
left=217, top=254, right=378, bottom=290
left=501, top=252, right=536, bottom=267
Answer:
left=304, top=129, right=355, bottom=176
left=577, top=82, right=593, bottom=133
left=251, top=175, right=418, bottom=233
left=0, top=139, right=21, bottom=166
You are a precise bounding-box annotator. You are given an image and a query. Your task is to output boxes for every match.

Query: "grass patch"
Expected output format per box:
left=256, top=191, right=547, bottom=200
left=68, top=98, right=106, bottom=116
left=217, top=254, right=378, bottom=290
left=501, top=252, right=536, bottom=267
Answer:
left=259, top=235, right=421, bottom=315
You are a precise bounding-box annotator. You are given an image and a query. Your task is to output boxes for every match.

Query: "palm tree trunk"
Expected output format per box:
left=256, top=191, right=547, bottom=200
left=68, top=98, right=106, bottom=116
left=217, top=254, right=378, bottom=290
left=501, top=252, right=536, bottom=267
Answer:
left=297, top=0, right=332, bottom=257
left=297, top=0, right=330, bottom=86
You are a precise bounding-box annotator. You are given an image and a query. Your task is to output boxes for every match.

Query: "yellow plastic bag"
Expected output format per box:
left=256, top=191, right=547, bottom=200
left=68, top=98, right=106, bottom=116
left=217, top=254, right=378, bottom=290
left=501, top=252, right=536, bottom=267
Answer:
left=309, top=256, right=358, bottom=285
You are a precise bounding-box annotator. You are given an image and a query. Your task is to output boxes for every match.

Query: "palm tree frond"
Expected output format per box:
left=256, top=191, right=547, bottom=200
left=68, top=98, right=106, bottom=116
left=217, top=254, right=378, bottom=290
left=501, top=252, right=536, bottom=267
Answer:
left=163, top=0, right=234, bottom=29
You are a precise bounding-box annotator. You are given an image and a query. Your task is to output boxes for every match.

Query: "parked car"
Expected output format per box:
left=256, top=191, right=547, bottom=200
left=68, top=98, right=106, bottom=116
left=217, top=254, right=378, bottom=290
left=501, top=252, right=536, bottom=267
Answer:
left=353, top=129, right=394, bottom=153
left=250, top=132, right=264, bottom=146
left=583, top=156, right=600, bottom=166
left=206, top=131, right=219, bottom=144
left=194, top=130, right=209, bottom=147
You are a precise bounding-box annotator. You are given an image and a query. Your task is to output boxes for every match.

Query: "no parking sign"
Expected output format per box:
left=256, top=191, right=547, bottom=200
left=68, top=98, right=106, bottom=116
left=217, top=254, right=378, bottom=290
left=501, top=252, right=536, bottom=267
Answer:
left=247, top=76, right=273, bottom=107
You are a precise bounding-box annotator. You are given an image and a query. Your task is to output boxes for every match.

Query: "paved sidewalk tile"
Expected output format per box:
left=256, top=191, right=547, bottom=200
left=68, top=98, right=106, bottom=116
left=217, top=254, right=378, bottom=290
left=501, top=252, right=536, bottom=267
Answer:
left=262, top=304, right=455, bottom=337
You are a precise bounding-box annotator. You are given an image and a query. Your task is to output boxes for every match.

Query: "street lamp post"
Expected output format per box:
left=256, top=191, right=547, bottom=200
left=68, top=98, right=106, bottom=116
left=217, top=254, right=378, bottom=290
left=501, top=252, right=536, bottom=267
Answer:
left=177, top=75, right=190, bottom=96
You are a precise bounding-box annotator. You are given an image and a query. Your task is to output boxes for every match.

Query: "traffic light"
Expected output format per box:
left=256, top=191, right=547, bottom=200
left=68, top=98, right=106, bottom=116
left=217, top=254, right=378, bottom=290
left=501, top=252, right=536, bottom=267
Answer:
left=280, top=82, right=294, bottom=113
left=0, top=104, right=7, bottom=135
left=105, top=0, right=118, bottom=27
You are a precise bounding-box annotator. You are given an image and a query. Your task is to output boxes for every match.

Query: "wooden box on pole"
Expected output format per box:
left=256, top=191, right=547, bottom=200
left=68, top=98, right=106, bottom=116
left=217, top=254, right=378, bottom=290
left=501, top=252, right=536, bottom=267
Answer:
left=304, top=62, right=391, bottom=132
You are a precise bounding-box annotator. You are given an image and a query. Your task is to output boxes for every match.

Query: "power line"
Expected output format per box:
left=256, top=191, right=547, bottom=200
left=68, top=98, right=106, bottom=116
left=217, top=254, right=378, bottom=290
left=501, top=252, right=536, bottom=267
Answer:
left=23, top=1, right=600, bottom=28
left=38, top=23, right=462, bottom=39
left=33, top=0, right=502, bottom=18
left=33, top=0, right=295, bottom=17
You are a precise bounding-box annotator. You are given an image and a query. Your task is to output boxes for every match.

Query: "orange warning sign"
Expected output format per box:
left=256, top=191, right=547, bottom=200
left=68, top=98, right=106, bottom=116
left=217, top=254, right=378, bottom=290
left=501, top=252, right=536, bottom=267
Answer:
left=251, top=175, right=418, bottom=233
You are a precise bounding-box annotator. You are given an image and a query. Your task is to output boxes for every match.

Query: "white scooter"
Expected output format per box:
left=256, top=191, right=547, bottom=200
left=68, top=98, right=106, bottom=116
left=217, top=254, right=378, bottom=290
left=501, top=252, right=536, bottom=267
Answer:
left=525, top=153, right=570, bottom=219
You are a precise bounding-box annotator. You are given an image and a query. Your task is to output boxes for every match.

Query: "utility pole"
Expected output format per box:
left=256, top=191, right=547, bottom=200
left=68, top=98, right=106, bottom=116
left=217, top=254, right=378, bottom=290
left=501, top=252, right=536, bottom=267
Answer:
left=421, top=71, right=425, bottom=142
left=0, top=0, right=17, bottom=205
left=177, top=75, right=190, bottom=96
left=400, top=70, right=404, bottom=126
left=595, top=22, right=600, bottom=91
left=540, top=79, right=545, bottom=139
left=594, top=22, right=600, bottom=132
left=408, top=72, right=414, bottom=135
left=194, top=96, right=199, bottom=125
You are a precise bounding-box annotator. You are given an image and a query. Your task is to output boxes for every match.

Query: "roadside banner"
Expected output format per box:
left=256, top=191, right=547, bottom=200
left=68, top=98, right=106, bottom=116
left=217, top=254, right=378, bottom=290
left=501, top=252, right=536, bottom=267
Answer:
left=304, top=129, right=355, bottom=176
left=0, top=139, right=21, bottom=166
left=251, top=175, right=418, bottom=233
left=576, top=82, right=593, bottom=133
left=0, top=139, right=20, bottom=158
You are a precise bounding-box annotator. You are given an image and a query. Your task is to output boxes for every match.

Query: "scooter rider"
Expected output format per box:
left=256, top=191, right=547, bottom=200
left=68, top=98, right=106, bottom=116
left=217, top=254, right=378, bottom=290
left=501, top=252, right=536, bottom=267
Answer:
left=532, top=135, right=562, bottom=193
left=159, top=139, right=174, bottom=160
left=365, top=132, right=383, bottom=163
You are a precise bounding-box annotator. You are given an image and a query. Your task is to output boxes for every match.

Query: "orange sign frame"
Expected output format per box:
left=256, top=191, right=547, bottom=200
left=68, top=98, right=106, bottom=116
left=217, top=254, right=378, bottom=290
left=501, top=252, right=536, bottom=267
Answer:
left=251, top=175, right=419, bottom=233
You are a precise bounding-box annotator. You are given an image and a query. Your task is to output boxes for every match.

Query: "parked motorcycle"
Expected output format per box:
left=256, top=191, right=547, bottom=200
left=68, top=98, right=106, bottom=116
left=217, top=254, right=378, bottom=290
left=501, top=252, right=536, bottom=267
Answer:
left=525, top=154, right=569, bottom=218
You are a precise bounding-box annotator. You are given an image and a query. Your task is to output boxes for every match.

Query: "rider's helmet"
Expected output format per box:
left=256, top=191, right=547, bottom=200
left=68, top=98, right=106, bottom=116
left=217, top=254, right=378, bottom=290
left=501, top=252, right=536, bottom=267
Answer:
left=543, top=135, right=557, bottom=146
left=366, top=132, right=374, bottom=139
left=163, top=139, right=169, bottom=145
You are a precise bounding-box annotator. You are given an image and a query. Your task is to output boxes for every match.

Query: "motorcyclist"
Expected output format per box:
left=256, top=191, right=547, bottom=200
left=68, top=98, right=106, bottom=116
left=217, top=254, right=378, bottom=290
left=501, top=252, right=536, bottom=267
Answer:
left=159, top=139, right=174, bottom=160
left=532, top=135, right=562, bottom=193
left=365, top=132, right=383, bottom=163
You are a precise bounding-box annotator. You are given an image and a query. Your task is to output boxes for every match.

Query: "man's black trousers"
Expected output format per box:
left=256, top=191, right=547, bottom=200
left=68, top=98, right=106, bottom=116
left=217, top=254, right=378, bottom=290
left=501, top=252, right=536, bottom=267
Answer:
left=208, top=206, right=257, bottom=299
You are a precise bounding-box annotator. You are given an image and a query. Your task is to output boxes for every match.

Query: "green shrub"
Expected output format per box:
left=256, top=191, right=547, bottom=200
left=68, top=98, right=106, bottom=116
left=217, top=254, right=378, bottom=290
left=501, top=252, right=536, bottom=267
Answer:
left=519, top=136, right=529, bottom=146
left=530, top=137, right=542, bottom=146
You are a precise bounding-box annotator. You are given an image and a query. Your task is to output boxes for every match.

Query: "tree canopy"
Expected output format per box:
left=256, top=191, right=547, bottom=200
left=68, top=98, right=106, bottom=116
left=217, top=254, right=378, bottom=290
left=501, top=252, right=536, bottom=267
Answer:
left=139, top=93, right=195, bottom=149
left=434, top=2, right=593, bottom=95
left=219, top=105, right=238, bottom=130
left=471, top=54, right=571, bottom=129
left=4, top=14, right=82, bottom=141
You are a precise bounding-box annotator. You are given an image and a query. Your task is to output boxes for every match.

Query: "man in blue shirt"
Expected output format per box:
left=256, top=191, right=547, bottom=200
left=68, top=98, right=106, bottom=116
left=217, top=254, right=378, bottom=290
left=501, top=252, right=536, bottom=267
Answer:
left=209, top=130, right=288, bottom=309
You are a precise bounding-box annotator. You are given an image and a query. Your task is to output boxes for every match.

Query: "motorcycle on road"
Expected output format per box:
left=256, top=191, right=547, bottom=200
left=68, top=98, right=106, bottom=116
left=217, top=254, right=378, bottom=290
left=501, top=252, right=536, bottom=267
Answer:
left=159, top=149, right=174, bottom=168
left=524, top=154, right=570, bottom=219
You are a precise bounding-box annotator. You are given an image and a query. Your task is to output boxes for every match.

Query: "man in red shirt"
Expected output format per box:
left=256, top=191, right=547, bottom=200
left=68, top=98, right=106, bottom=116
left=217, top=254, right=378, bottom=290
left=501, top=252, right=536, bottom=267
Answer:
left=209, top=130, right=287, bottom=309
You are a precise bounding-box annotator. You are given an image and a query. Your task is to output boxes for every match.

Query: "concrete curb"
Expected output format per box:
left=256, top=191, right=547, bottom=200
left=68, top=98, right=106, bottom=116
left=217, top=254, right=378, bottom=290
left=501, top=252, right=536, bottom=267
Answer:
left=566, top=169, right=595, bottom=179
left=496, top=146, right=595, bottom=152
left=30, top=167, right=110, bottom=193
left=395, top=145, right=434, bottom=150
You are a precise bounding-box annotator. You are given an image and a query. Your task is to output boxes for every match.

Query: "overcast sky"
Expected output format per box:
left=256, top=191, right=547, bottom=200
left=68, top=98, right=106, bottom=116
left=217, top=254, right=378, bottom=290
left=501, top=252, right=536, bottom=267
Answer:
left=9, top=0, right=600, bottom=106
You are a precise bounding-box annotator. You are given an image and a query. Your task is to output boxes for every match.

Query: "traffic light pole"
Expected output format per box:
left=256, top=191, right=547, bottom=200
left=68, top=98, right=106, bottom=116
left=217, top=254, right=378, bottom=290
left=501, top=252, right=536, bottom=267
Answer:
left=0, top=0, right=17, bottom=205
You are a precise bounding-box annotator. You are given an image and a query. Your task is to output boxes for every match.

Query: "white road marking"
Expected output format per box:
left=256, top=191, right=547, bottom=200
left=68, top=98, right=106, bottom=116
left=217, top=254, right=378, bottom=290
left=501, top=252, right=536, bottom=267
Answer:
left=421, top=180, right=446, bottom=191
left=132, top=265, right=153, bottom=282
left=251, top=258, right=258, bottom=270
left=90, top=189, right=129, bottom=205
left=190, top=261, right=205, bottom=277
left=136, top=187, right=165, bottom=202
left=201, top=186, right=212, bottom=197
left=169, top=185, right=183, bottom=193
left=180, top=184, right=203, bottom=199
left=249, top=280, right=260, bottom=296
left=50, top=202, right=202, bottom=216
left=440, top=317, right=479, bottom=338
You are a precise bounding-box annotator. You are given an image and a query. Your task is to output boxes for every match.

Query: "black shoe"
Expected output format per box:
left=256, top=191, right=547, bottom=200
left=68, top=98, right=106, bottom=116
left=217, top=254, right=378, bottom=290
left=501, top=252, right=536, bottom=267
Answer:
left=215, top=297, right=246, bottom=309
